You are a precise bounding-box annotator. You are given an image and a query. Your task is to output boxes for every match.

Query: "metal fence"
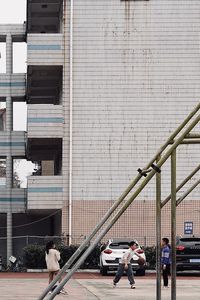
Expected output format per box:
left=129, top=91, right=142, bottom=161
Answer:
left=0, top=236, right=64, bottom=264
left=0, top=234, right=156, bottom=264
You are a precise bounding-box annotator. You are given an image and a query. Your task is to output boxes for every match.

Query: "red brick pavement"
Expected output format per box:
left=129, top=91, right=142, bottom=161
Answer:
left=0, top=271, right=199, bottom=280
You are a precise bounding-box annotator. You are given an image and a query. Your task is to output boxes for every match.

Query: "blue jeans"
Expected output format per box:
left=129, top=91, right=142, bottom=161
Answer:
left=113, top=263, right=135, bottom=285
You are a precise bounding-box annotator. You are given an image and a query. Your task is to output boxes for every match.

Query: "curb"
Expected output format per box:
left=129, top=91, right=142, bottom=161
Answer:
left=27, top=268, right=156, bottom=273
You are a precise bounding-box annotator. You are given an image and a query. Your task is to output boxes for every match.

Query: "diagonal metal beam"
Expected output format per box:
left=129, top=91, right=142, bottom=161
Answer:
left=47, top=113, right=200, bottom=299
left=38, top=103, right=200, bottom=300
left=176, top=179, right=200, bottom=206
left=161, top=164, right=200, bottom=208
left=170, top=139, right=200, bottom=144
left=185, top=133, right=200, bottom=138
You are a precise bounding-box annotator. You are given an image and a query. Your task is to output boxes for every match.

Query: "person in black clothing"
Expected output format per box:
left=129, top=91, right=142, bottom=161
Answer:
left=161, top=237, right=171, bottom=288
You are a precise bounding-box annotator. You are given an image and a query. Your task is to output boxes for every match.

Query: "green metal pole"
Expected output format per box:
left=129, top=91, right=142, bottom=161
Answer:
left=38, top=108, right=200, bottom=299
left=171, top=150, right=176, bottom=300
left=176, top=179, right=200, bottom=206
left=47, top=114, right=200, bottom=300
left=156, top=156, right=161, bottom=300
left=38, top=174, right=144, bottom=300
left=172, top=139, right=200, bottom=144
left=185, top=133, right=200, bottom=138
left=161, top=164, right=200, bottom=208
left=38, top=110, right=200, bottom=300
left=144, top=102, right=200, bottom=165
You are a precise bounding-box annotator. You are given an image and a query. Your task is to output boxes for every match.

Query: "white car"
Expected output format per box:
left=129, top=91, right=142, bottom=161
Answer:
left=99, top=238, right=146, bottom=276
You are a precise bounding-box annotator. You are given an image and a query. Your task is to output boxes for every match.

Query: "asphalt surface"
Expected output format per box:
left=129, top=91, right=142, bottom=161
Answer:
left=0, top=271, right=200, bottom=299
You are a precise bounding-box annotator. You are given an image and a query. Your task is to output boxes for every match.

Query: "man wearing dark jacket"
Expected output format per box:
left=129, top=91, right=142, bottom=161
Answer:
left=161, top=237, right=171, bottom=288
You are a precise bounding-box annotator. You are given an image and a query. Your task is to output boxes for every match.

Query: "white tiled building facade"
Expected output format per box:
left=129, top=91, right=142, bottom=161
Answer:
left=1, top=0, right=200, bottom=261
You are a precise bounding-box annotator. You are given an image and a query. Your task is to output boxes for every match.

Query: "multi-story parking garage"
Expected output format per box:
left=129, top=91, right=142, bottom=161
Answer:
left=1, top=0, right=200, bottom=262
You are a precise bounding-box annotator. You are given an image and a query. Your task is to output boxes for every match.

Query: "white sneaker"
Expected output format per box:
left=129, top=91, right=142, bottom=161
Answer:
left=113, top=282, right=117, bottom=288
left=131, top=284, right=136, bottom=289
left=60, top=288, right=68, bottom=295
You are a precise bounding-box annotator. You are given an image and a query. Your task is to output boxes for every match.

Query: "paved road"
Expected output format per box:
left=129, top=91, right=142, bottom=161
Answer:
left=0, top=272, right=200, bottom=300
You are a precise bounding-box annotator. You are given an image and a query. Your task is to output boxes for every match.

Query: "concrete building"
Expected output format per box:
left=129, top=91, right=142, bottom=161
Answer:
left=1, top=0, right=200, bottom=261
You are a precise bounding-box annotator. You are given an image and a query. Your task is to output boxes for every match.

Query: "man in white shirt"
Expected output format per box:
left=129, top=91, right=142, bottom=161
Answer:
left=113, top=240, right=142, bottom=289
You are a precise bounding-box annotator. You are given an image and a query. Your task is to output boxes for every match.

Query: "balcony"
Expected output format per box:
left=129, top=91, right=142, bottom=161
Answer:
left=27, top=34, right=64, bottom=65
left=0, top=188, right=26, bottom=213
left=27, top=175, right=63, bottom=210
left=27, top=104, right=63, bottom=138
left=0, top=74, right=26, bottom=100
left=0, top=131, right=25, bottom=156
left=26, top=65, right=63, bottom=104
left=27, top=0, right=63, bottom=34
left=26, top=137, right=62, bottom=163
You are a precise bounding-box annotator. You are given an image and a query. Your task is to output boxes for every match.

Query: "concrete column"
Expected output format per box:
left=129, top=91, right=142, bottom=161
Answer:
left=6, top=33, right=13, bottom=263
left=6, top=33, right=12, bottom=74
left=6, top=33, right=13, bottom=131
left=6, top=95, right=12, bottom=135
left=6, top=211, right=12, bottom=262
left=6, top=155, right=12, bottom=188
left=6, top=139, right=13, bottom=264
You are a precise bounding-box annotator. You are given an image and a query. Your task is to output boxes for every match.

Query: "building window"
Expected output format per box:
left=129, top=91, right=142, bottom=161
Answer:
left=0, top=43, right=6, bottom=73
left=13, top=101, right=27, bottom=131
left=0, top=158, right=6, bottom=187
left=0, top=102, right=6, bottom=131
left=13, top=158, right=35, bottom=188
left=13, top=42, right=27, bottom=73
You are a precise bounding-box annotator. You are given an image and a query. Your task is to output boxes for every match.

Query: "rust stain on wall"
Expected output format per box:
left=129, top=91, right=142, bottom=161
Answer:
left=124, top=0, right=132, bottom=34
left=125, top=0, right=131, bottom=20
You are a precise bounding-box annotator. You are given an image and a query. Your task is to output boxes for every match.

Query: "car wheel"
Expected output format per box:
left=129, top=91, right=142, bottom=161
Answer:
left=100, top=266, right=108, bottom=276
left=135, top=267, right=145, bottom=276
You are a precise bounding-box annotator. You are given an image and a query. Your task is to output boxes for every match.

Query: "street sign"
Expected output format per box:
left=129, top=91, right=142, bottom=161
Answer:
left=184, top=221, right=193, bottom=234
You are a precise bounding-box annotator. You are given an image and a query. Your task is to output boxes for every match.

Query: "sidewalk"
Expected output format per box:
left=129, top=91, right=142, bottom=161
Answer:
left=73, top=278, right=200, bottom=300
left=0, top=275, right=200, bottom=300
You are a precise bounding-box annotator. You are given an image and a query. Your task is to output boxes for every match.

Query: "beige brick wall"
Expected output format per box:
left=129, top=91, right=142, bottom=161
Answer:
left=61, top=0, right=200, bottom=242
left=71, top=200, right=200, bottom=246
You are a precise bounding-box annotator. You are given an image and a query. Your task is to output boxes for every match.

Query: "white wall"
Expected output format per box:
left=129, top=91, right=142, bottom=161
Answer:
left=70, top=0, right=200, bottom=201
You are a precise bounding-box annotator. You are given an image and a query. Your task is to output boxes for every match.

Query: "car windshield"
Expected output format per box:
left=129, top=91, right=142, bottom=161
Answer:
left=178, top=238, right=200, bottom=244
left=109, top=242, right=130, bottom=249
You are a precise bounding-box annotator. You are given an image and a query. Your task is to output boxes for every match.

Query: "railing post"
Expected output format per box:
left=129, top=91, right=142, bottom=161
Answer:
left=156, top=155, right=161, bottom=300
left=171, top=150, right=176, bottom=300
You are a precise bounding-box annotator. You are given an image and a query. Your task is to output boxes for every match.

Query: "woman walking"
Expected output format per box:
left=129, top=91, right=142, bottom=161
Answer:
left=45, top=241, right=67, bottom=295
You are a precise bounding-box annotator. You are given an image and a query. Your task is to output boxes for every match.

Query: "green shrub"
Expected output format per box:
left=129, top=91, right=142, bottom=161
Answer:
left=58, top=244, right=78, bottom=268
left=23, top=244, right=46, bottom=269
left=80, top=245, right=101, bottom=269
left=23, top=243, right=101, bottom=269
left=58, top=244, right=101, bottom=269
left=23, top=242, right=156, bottom=270
left=144, top=246, right=156, bottom=269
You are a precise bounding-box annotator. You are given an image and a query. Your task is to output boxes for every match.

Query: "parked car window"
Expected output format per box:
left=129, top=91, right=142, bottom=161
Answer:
left=109, top=242, right=130, bottom=249
left=178, top=238, right=200, bottom=244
